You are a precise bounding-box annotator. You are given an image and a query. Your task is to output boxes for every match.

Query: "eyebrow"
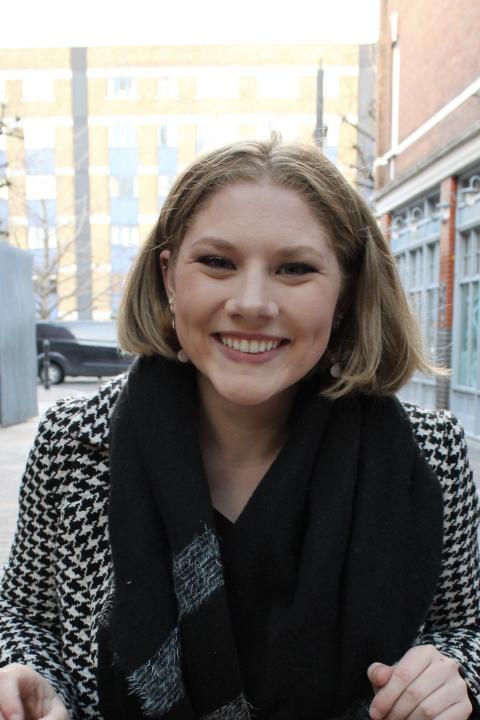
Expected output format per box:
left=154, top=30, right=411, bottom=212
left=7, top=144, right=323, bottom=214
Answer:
left=190, top=236, right=326, bottom=260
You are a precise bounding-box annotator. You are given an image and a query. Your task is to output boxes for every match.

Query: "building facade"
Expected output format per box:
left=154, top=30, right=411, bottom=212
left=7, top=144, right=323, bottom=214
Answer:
left=374, top=0, right=480, bottom=437
left=0, top=43, right=369, bottom=322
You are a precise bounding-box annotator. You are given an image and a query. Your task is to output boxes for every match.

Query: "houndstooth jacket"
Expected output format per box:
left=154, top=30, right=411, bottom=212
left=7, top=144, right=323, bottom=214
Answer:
left=0, top=374, right=479, bottom=719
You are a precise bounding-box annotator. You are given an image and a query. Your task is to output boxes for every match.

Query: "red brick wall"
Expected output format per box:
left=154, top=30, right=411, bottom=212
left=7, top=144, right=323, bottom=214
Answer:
left=375, top=0, right=480, bottom=191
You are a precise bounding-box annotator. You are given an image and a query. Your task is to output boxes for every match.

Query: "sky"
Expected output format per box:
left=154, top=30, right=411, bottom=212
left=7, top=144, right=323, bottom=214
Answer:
left=2, top=0, right=380, bottom=47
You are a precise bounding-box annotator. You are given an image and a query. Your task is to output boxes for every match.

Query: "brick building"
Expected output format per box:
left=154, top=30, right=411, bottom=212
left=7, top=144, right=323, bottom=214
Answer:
left=374, top=0, right=480, bottom=437
left=0, top=44, right=369, bottom=322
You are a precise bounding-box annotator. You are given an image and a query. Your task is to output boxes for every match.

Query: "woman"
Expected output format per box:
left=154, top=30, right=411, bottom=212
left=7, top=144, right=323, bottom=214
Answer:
left=0, top=137, right=478, bottom=720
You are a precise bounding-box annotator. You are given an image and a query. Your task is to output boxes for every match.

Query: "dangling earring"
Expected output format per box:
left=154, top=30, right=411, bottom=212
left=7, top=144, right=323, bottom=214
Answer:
left=330, top=362, right=341, bottom=378
left=168, top=298, right=175, bottom=331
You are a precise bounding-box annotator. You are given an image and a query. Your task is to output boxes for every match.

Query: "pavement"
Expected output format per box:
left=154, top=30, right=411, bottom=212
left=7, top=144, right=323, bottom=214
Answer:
left=0, top=380, right=102, bottom=571
left=1, top=381, right=480, bottom=572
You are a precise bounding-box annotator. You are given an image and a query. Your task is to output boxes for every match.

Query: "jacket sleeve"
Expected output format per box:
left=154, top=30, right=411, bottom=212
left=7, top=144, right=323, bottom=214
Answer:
left=0, top=402, right=78, bottom=717
left=413, top=409, right=480, bottom=705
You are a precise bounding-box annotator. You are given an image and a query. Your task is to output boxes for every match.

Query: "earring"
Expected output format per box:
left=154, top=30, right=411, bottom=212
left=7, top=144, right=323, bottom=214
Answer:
left=177, top=349, right=188, bottom=363
left=168, top=298, right=175, bottom=331
left=330, top=363, right=341, bottom=379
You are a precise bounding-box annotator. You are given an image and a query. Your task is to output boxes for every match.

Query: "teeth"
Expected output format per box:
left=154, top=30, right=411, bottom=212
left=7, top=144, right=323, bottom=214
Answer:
left=219, top=335, right=280, bottom=354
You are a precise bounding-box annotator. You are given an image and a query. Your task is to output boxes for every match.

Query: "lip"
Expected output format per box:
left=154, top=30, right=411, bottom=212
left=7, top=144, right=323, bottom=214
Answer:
left=212, top=333, right=289, bottom=364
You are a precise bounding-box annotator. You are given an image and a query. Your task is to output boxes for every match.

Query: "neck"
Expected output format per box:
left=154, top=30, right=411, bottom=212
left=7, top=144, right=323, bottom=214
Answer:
left=197, top=380, right=297, bottom=466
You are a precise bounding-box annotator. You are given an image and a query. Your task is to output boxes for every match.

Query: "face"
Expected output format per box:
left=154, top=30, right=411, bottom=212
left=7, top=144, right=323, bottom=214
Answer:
left=160, top=179, right=342, bottom=411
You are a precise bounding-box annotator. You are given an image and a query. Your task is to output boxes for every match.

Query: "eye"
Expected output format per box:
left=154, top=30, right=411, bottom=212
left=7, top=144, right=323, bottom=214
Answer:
left=197, top=255, right=235, bottom=270
left=278, top=262, right=317, bottom=276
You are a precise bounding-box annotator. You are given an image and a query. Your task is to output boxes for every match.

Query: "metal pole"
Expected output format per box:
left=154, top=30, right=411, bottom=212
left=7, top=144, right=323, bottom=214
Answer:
left=42, top=339, right=50, bottom=390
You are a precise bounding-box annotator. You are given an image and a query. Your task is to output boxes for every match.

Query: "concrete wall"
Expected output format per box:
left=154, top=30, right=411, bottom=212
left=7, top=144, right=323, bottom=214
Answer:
left=0, top=242, right=38, bottom=426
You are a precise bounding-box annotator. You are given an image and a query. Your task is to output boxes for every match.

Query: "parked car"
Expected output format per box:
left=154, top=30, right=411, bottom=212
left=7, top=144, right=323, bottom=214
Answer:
left=36, top=320, right=133, bottom=384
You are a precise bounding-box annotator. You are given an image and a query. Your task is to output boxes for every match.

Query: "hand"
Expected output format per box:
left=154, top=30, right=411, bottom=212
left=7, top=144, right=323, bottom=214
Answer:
left=0, top=664, right=69, bottom=720
left=367, top=645, right=472, bottom=720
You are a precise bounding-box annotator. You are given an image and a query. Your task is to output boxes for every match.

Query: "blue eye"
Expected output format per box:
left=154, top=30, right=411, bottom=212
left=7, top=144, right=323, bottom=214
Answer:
left=278, top=262, right=317, bottom=276
left=198, top=255, right=235, bottom=270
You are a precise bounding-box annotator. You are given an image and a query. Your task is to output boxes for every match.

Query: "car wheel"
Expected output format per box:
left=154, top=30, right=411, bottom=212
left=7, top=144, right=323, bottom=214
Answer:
left=39, top=362, right=65, bottom=385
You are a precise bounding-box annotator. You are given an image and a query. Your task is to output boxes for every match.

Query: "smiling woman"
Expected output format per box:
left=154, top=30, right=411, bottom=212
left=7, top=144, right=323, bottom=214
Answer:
left=0, top=137, right=479, bottom=720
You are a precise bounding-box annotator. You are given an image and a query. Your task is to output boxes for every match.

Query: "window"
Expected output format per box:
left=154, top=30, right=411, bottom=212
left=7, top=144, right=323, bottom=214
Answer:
left=108, top=77, right=137, bottom=100
left=28, top=226, right=57, bottom=250
left=24, top=125, right=55, bottom=149
left=158, top=175, right=171, bottom=206
left=157, top=125, right=178, bottom=177
left=158, top=124, right=178, bottom=148
left=323, top=72, right=340, bottom=99
left=157, top=76, right=179, bottom=100
left=196, top=118, right=239, bottom=153
left=457, top=228, right=480, bottom=387
left=111, top=226, right=139, bottom=247
left=24, top=125, right=56, bottom=174
left=256, top=71, right=299, bottom=100
left=196, top=74, right=239, bottom=100
left=108, top=125, right=137, bottom=148
left=395, top=240, right=439, bottom=365
left=22, top=74, right=54, bottom=101
left=110, top=176, right=139, bottom=198
left=26, top=175, right=56, bottom=200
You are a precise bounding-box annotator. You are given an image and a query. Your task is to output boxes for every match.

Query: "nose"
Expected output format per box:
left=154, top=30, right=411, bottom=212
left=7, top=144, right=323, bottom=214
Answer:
left=225, top=266, right=279, bottom=319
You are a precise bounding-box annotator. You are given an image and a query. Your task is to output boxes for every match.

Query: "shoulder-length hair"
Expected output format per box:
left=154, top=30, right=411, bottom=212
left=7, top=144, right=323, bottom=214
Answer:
left=118, top=135, right=437, bottom=398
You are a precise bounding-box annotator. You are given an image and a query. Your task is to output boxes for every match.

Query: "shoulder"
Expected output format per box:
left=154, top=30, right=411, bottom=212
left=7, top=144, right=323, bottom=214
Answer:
left=36, top=372, right=127, bottom=452
left=401, top=402, right=478, bottom=513
left=401, top=401, right=468, bottom=469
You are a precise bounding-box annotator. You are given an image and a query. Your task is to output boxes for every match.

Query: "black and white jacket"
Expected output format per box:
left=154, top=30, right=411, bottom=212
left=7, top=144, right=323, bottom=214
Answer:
left=0, top=375, right=479, bottom=719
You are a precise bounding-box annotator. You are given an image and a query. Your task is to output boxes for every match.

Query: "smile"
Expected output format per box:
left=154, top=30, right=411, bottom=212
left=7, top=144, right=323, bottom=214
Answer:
left=217, top=334, right=286, bottom=354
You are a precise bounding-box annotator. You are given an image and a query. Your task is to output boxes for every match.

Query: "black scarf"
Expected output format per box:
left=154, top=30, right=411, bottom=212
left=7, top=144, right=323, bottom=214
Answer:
left=97, top=355, right=443, bottom=720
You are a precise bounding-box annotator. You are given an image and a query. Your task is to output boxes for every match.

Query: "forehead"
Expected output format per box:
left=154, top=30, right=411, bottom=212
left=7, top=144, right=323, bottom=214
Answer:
left=182, top=179, right=334, bottom=252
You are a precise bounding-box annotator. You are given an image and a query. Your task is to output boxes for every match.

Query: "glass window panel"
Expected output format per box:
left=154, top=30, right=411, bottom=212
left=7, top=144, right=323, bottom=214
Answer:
left=28, top=226, right=57, bottom=249
left=22, top=75, right=54, bottom=101
left=25, top=149, right=55, bottom=175
left=196, top=74, right=239, bottom=100
left=108, top=148, right=138, bottom=175
left=110, top=198, right=139, bottom=225
left=25, top=175, right=56, bottom=199
left=110, top=176, right=138, bottom=197
left=459, top=283, right=470, bottom=386
left=475, top=230, right=480, bottom=275
left=109, top=77, right=136, bottom=99
left=471, top=281, right=479, bottom=387
left=426, top=288, right=437, bottom=359
left=158, top=124, right=178, bottom=148
left=108, top=125, right=137, bottom=148
left=157, top=77, right=178, bottom=99
left=27, top=199, right=56, bottom=226
left=463, top=233, right=471, bottom=277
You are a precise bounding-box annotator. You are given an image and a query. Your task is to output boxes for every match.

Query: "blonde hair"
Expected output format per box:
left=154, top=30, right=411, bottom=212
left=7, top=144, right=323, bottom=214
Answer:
left=118, top=136, right=436, bottom=398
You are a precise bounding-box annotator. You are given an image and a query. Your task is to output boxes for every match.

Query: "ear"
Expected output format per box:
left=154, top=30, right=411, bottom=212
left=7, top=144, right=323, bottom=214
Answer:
left=159, top=249, right=175, bottom=300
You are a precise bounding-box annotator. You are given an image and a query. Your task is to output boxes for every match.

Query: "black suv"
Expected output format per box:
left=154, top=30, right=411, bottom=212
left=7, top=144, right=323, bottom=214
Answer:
left=36, top=320, right=133, bottom=384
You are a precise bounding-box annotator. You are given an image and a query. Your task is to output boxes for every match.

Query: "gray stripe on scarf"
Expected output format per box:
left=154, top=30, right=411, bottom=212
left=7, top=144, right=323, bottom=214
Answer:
left=127, top=627, right=184, bottom=717
left=173, top=527, right=224, bottom=617
left=201, top=694, right=253, bottom=720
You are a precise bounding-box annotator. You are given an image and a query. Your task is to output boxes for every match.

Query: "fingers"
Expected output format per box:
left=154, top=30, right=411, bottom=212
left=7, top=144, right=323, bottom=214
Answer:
left=0, top=664, right=69, bottom=720
left=368, top=663, right=394, bottom=692
left=0, top=665, right=26, bottom=720
left=39, top=694, right=70, bottom=720
left=368, top=646, right=471, bottom=720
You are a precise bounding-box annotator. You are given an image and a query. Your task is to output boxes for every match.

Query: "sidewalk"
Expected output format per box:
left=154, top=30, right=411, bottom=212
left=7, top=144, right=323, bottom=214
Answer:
left=0, top=380, right=101, bottom=570
left=1, top=384, right=480, bottom=571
